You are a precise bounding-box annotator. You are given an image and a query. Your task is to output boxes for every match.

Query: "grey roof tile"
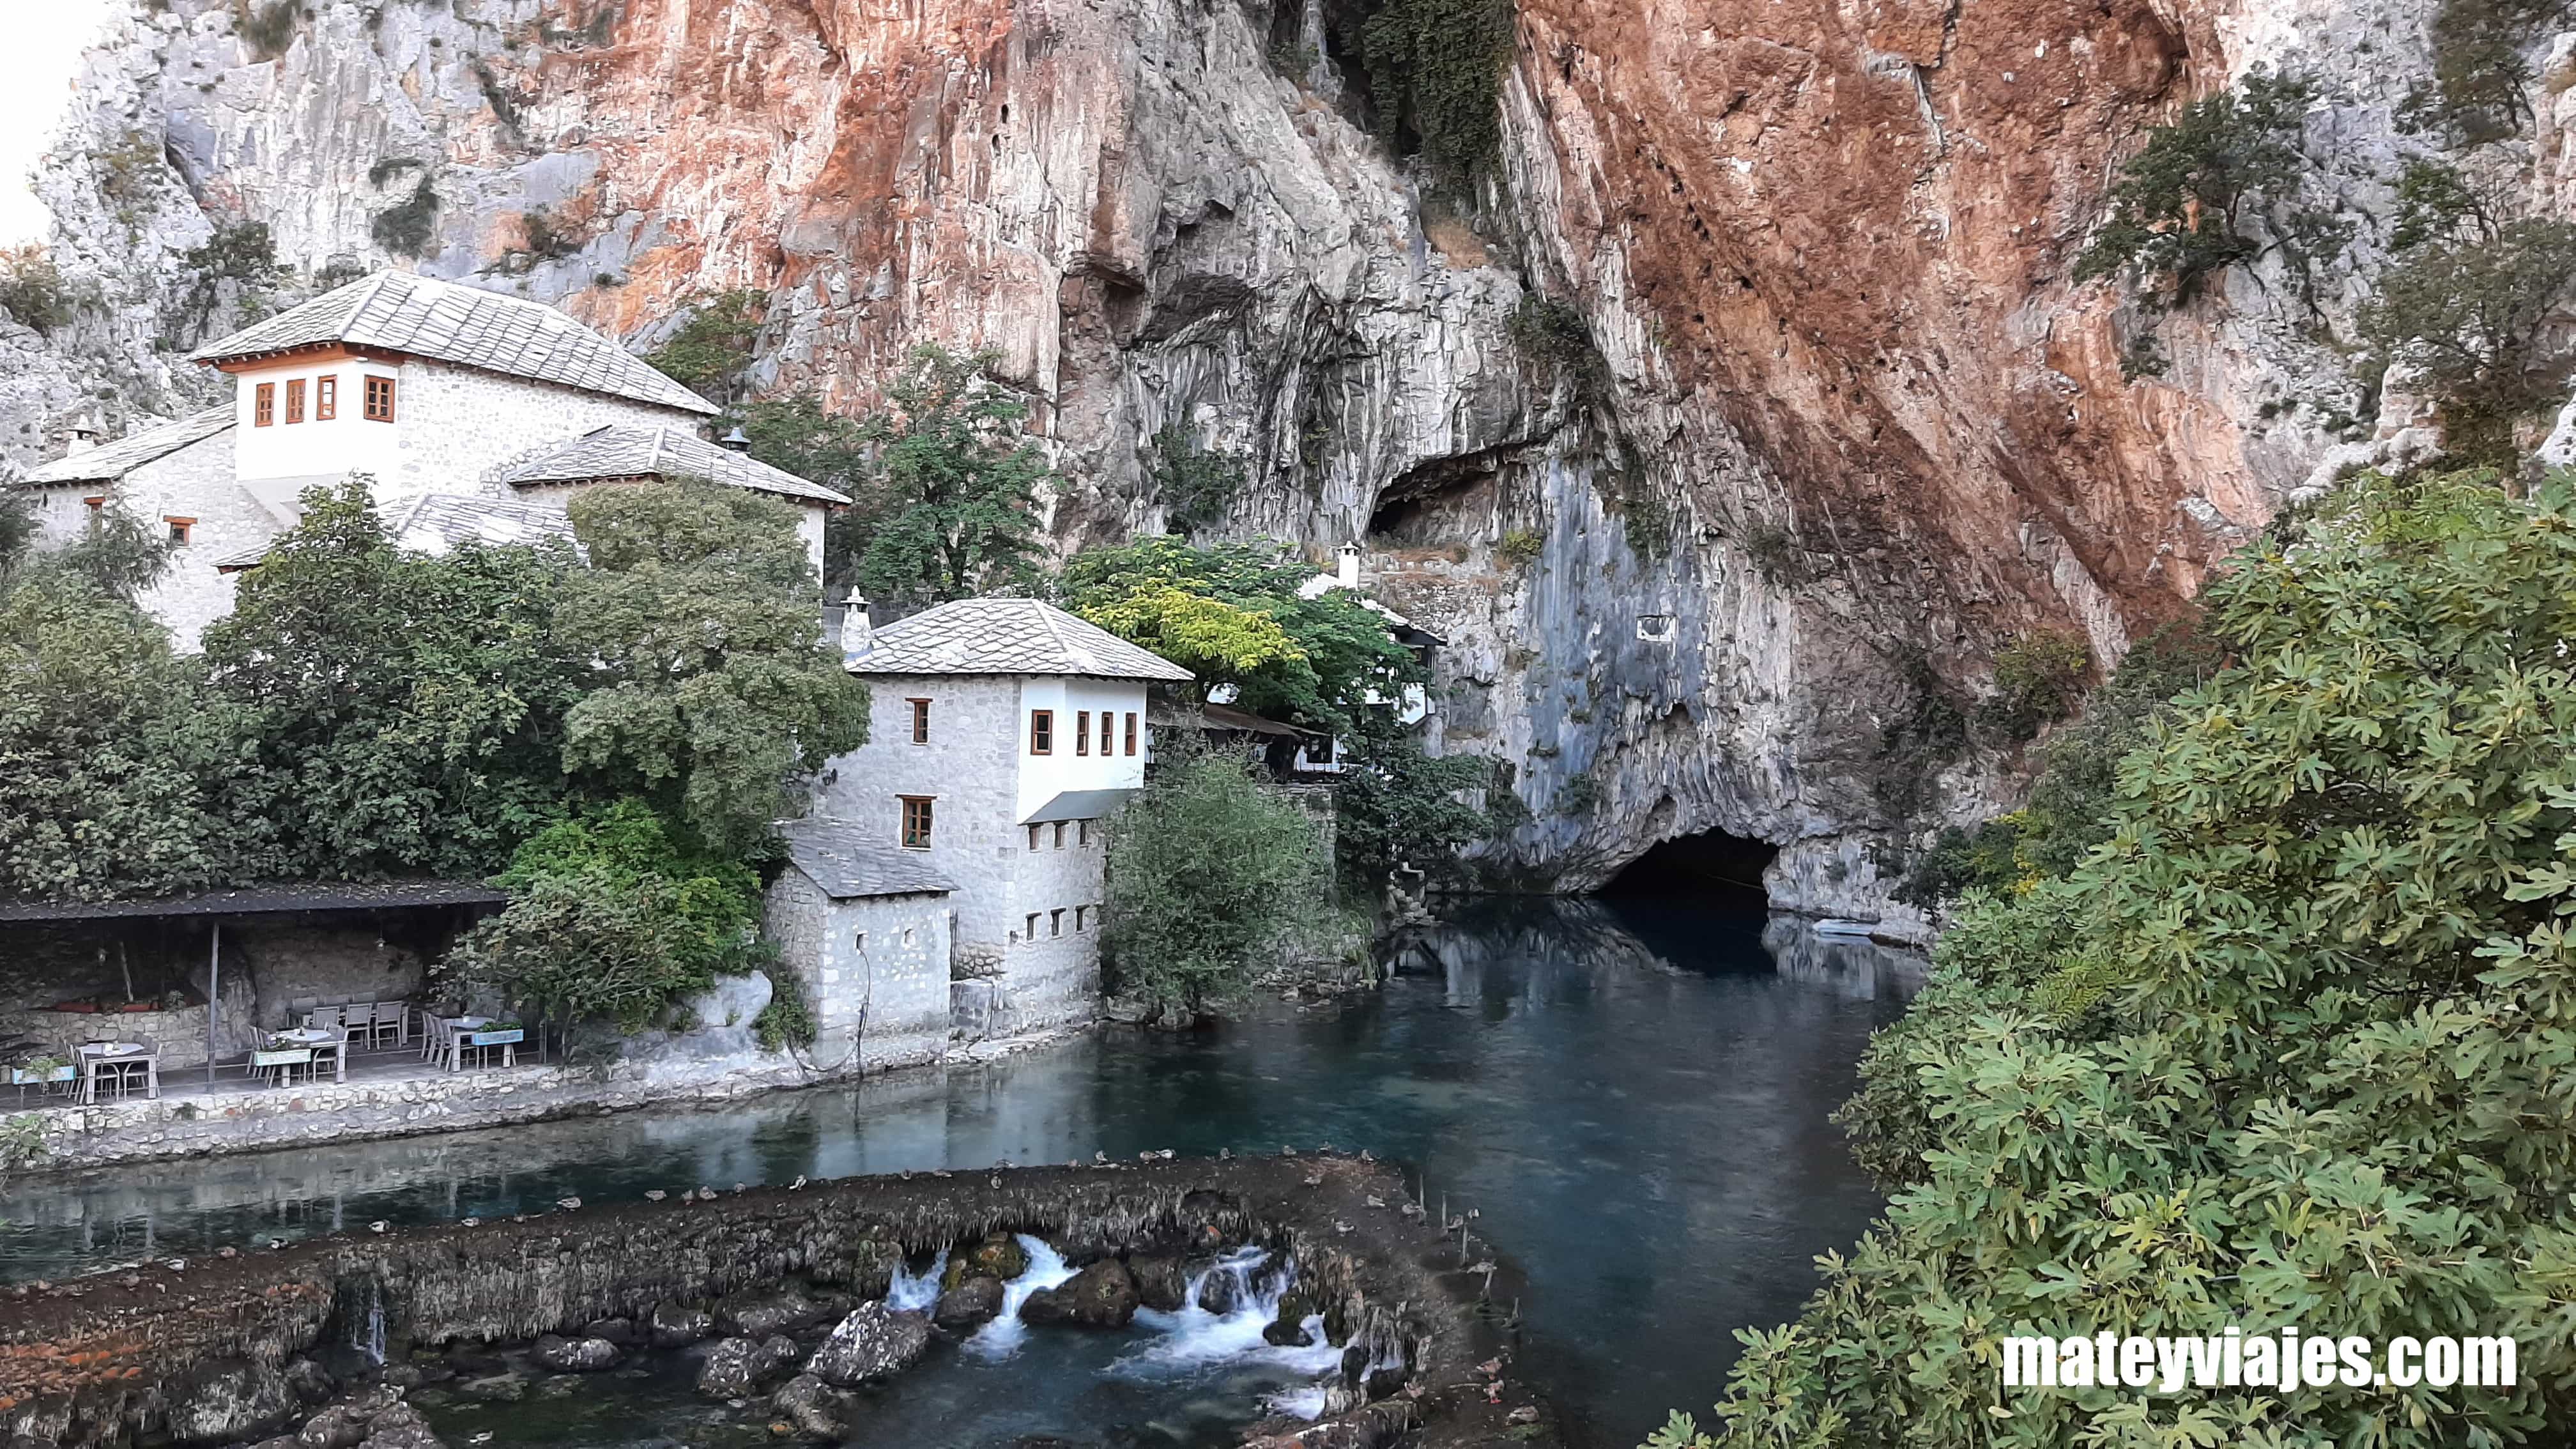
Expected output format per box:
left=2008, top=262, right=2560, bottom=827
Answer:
left=494, top=425, right=850, bottom=505
left=388, top=493, right=580, bottom=556
left=845, top=597, right=1196, bottom=682
left=13, top=407, right=234, bottom=486
left=776, top=817, right=956, bottom=899
left=188, top=271, right=719, bottom=416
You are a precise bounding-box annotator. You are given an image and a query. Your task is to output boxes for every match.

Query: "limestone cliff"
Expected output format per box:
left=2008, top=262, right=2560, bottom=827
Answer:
left=0, top=0, right=2528, bottom=926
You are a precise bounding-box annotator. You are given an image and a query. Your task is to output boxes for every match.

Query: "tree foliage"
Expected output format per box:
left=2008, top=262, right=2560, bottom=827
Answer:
left=2361, top=216, right=2576, bottom=452
left=644, top=289, right=765, bottom=404
left=1689, top=470, right=2576, bottom=1449
left=1342, top=0, right=1517, bottom=184
left=1142, top=424, right=1243, bottom=532
left=846, top=344, right=1049, bottom=610
left=204, top=480, right=584, bottom=880
left=1102, top=750, right=1333, bottom=1020
left=2074, top=73, right=2322, bottom=307
left=557, top=479, right=870, bottom=854
left=443, top=800, right=770, bottom=1030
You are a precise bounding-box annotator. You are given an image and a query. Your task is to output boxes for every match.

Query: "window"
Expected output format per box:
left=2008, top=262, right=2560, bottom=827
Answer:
left=899, top=795, right=935, bottom=849
left=1124, top=712, right=1138, bottom=756
left=284, top=378, right=305, bottom=424
left=1052, top=822, right=1066, bottom=849
left=164, top=517, right=194, bottom=546
left=1028, top=824, right=1043, bottom=851
left=362, top=374, right=396, bottom=423
left=1024, top=914, right=1039, bottom=940
left=1100, top=711, right=1114, bottom=755
left=902, top=927, right=917, bottom=946
left=1029, top=709, right=1053, bottom=755
left=1073, top=905, right=1087, bottom=932
left=1076, top=710, right=1090, bottom=755
left=853, top=931, right=868, bottom=951
left=254, top=383, right=275, bottom=427
left=316, top=375, right=337, bottom=420
left=81, top=496, right=103, bottom=512
left=1049, top=908, right=1064, bottom=938
left=908, top=698, right=931, bottom=744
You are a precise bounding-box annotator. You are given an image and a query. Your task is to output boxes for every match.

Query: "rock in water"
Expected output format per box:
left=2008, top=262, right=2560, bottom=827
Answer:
left=770, top=1375, right=843, bottom=1438
left=932, top=1275, right=1005, bottom=1332
left=648, top=1302, right=714, bottom=1348
left=713, top=1287, right=826, bottom=1338
left=1019, top=1259, right=1138, bottom=1328
left=1126, top=1255, right=1187, bottom=1312
left=806, top=1303, right=931, bottom=1386
left=352, top=1403, right=443, bottom=1449
left=1264, top=1292, right=1319, bottom=1346
left=530, top=1335, right=620, bottom=1372
left=940, top=1232, right=1029, bottom=1290
left=695, top=1335, right=802, bottom=1396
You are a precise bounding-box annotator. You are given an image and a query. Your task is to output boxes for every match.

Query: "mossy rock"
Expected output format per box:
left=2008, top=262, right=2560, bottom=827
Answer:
left=940, top=1232, right=1028, bottom=1289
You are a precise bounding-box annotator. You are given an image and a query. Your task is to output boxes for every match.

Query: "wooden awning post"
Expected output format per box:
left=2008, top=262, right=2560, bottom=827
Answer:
left=205, top=923, right=222, bottom=1092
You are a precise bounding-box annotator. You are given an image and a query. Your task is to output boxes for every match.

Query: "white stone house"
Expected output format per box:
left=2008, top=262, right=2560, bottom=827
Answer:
left=762, top=818, right=958, bottom=1073
left=795, top=597, right=1195, bottom=1034
left=7, top=270, right=847, bottom=648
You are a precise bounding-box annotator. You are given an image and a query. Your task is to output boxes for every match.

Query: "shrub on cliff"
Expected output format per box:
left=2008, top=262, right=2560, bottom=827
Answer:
left=1342, top=0, right=1517, bottom=183
left=2360, top=204, right=2576, bottom=464
left=2074, top=72, right=2322, bottom=307
left=0, top=246, right=81, bottom=336
left=845, top=344, right=1050, bottom=609
left=645, top=289, right=766, bottom=404
left=1102, top=750, right=1335, bottom=1020
left=1670, top=469, right=2576, bottom=1449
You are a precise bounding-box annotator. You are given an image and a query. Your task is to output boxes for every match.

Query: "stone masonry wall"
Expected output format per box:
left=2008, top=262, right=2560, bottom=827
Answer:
left=382, top=358, right=702, bottom=503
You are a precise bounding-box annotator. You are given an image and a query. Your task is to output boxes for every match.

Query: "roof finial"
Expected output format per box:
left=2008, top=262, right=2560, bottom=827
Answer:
left=718, top=425, right=752, bottom=452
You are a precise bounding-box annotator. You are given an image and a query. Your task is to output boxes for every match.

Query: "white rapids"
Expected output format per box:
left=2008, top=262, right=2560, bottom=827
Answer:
left=961, top=1234, right=1078, bottom=1360
left=1111, top=1245, right=1344, bottom=1416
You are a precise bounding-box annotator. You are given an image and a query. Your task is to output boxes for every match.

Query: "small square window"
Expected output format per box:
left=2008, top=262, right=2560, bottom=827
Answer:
left=254, top=382, right=275, bottom=427
left=1025, top=913, right=1040, bottom=940
left=900, top=795, right=935, bottom=849
left=363, top=374, right=396, bottom=423
left=164, top=517, right=194, bottom=546
left=908, top=698, right=931, bottom=744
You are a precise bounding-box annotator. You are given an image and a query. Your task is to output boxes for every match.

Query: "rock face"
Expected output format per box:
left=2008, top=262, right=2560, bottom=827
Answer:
left=804, top=1303, right=932, bottom=1386
left=4, top=0, right=2548, bottom=918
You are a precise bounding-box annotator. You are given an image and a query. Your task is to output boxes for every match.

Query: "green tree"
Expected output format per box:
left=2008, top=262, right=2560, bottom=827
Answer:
left=645, top=289, right=765, bottom=404
left=1333, top=706, right=1490, bottom=888
left=0, top=575, right=250, bottom=900
left=1687, top=469, right=2576, bottom=1449
left=443, top=800, right=771, bottom=1031
left=1344, top=0, right=1517, bottom=184
left=2361, top=217, right=2576, bottom=459
left=1059, top=536, right=1419, bottom=733
left=1141, top=423, right=1243, bottom=531
left=2074, top=72, right=2321, bottom=307
left=1102, top=750, right=1333, bottom=1020
left=556, top=478, right=870, bottom=852
left=203, top=480, right=585, bottom=880
left=848, top=344, right=1048, bottom=609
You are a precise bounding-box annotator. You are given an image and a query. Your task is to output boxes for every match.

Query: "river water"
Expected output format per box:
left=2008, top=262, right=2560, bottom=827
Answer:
left=0, top=897, right=1920, bottom=1448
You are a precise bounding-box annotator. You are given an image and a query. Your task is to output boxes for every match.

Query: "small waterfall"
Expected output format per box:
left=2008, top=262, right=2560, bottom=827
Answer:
left=360, top=1278, right=386, bottom=1366
left=960, top=1235, right=1076, bottom=1360
left=1117, top=1248, right=1339, bottom=1379
left=885, top=1248, right=949, bottom=1313
left=330, top=1275, right=387, bottom=1367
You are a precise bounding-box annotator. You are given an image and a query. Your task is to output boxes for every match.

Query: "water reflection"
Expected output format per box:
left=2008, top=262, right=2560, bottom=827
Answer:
left=0, top=901, right=1917, bottom=1448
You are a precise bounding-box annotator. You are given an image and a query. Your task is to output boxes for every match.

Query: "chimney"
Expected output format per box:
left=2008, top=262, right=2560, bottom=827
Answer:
left=717, top=425, right=752, bottom=453
left=841, top=590, right=873, bottom=664
left=1337, top=542, right=1362, bottom=590
left=65, top=414, right=102, bottom=457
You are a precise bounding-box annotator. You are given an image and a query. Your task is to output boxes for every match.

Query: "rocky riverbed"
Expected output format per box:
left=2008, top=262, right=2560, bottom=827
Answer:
left=0, top=1153, right=1554, bottom=1449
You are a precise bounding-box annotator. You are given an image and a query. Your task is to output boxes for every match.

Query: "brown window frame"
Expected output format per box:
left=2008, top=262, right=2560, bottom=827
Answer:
left=898, top=795, right=935, bottom=850
left=362, top=374, right=396, bottom=423
left=1029, top=709, right=1053, bottom=755
left=283, top=378, right=305, bottom=424
left=164, top=516, right=195, bottom=546
left=254, top=383, right=275, bottom=427
left=1124, top=712, right=1138, bottom=756
left=908, top=697, right=931, bottom=744
left=1076, top=710, right=1091, bottom=755
left=316, top=375, right=337, bottom=420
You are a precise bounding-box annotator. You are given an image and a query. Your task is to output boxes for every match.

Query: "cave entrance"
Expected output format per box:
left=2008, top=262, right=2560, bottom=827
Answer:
left=1602, top=829, right=1776, bottom=905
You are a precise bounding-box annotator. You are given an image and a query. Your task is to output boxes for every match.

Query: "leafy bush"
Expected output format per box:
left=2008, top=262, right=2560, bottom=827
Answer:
left=1343, top=0, right=1518, bottom=183
left=1869, top=645, right=1968, bottom=820
left=0, top=247, right=79, bottom=335
left=644, top=289, right=765, bottom=403
left=1142, top=424, right=1243, bottom=531
left=848, top=344, right=1050, bottom=608
left=1336, top=710, right=1494, bottom=889
left=2073, top=72, right=2319, bottom=307
left=446, top=802, right=772, bottom=1032
left=1494, top=528, right=1542, bottom=569
left=1738, top=522, right=1805, bottom=585
left=232, top=0, right=300, bottom=61
left=1685, top=468, right=2576, bottom=1449
left=752, top=970, right=818, bottom=1050
left=1975, top=629, right=2092, bottom=742
left=2403, top=0, right=2570, bottom=142
left=1103, top=751, right=1333, bottom=1020
left=1889, top=818, right=2025, bottom=907
left=2361, top=216, right=2576, bottom=462
left=371, top=176, right=441, bottom=258
left=1507, top=295, right=1602, bottom=388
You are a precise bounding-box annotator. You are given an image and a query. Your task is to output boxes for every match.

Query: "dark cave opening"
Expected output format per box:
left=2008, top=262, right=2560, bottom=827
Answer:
left=1602, top=829, right=1777, bottom=905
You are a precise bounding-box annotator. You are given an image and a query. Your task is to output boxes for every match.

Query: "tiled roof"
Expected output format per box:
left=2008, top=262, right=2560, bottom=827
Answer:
left=388, top=493, right=579, bottom=556
left=0, top=879, right=509, bottom=923
left=13, top=407, right=234, bottom=486
left=188, top=271, right=719, bottom=416
left=776, top=818, right=956, bottom=900
left=494, top=425, right=850, bottom=505
left=1020, top=788, right=1140, bottom=825
left=846, top=597, right=1196, bottom=682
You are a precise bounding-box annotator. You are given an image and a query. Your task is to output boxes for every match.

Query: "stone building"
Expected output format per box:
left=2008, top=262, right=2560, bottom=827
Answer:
left=7, top=270, right=846, bottom=647
left=800, top=597, right=1195, bottom=1033
left=762, top=818, right=957, bottom=1073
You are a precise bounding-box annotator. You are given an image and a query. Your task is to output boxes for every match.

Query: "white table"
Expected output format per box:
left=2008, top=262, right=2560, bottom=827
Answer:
left=255, top=1028, right=346, bottom=1087
left=75, top=1043, right=158, bottom=1105
left=438, top=1018, right=521, bottom=1073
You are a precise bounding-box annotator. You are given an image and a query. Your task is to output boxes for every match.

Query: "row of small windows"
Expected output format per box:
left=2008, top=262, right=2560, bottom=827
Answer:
left=1029, top=709, right=1136, bottom=756
left=77, top=496, right=195, bottom=547
left=1021, top=905, right=1099, bottom=940
left=1027, top=820, right=1093, bottom=851
left=253, top=374, right=393, bottom=427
